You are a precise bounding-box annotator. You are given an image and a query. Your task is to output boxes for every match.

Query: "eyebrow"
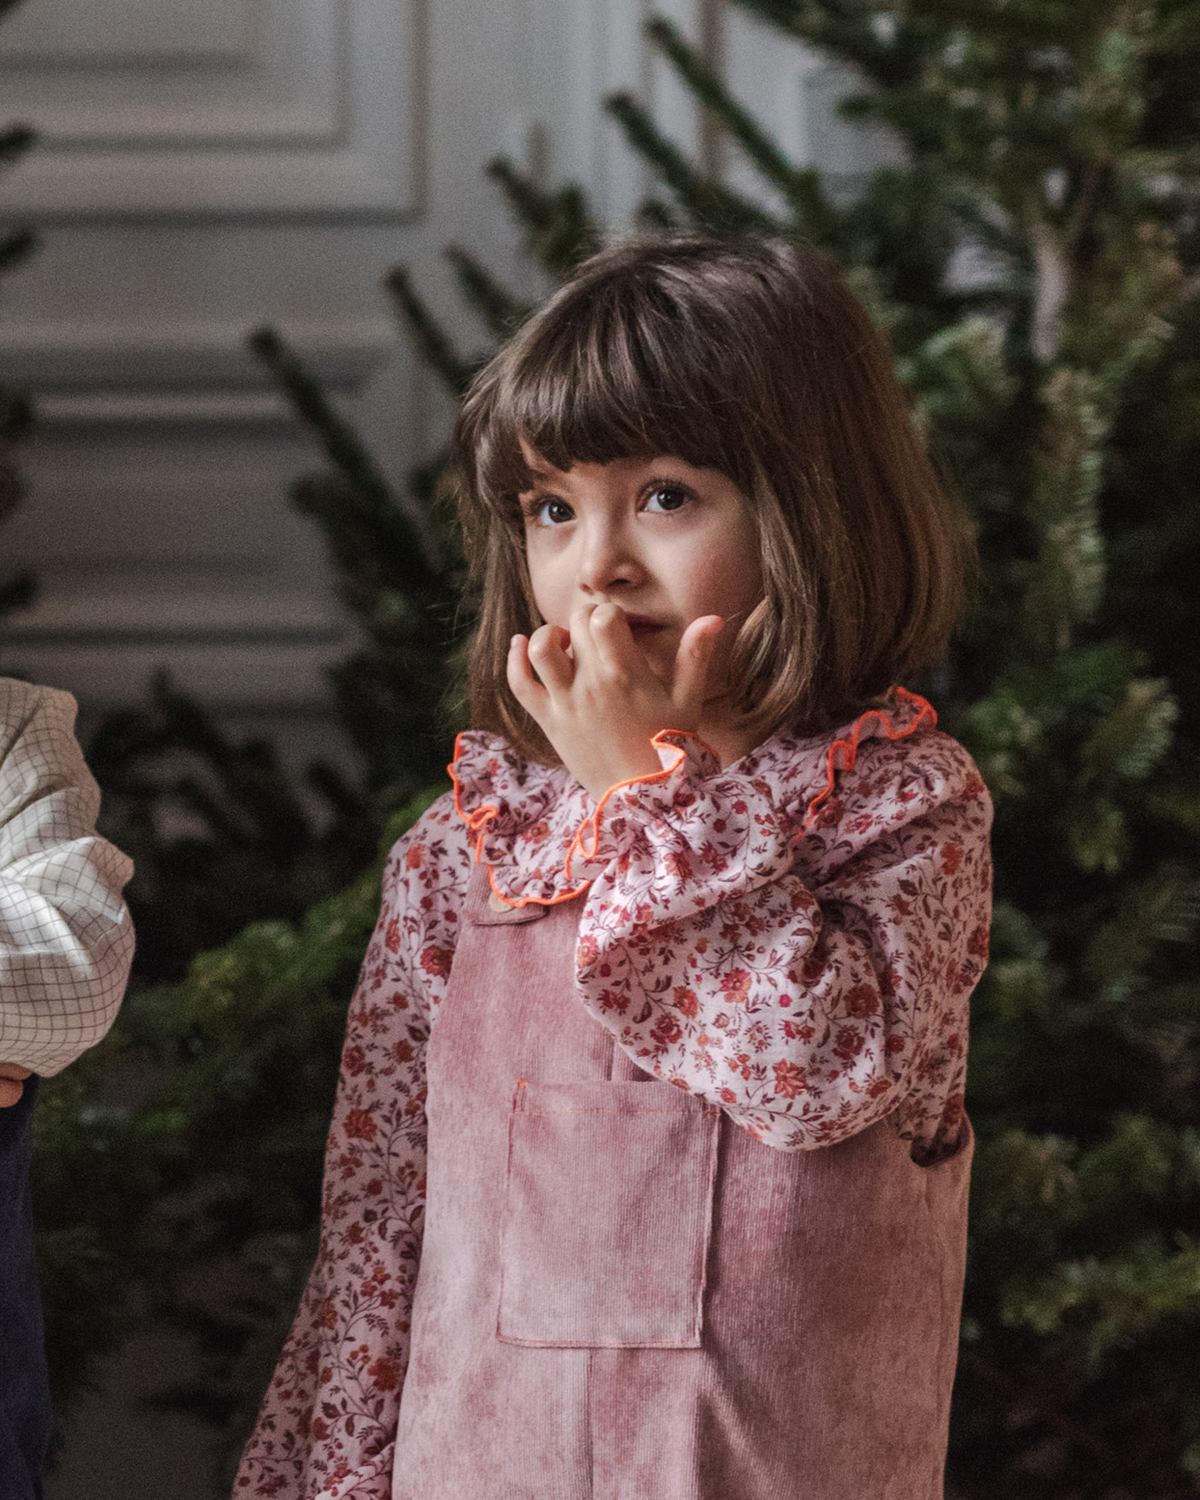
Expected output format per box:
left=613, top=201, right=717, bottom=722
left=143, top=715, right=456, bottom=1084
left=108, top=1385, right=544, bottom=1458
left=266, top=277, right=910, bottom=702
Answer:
left=516, top=455, right=694, bottom=492
left=517, top=467, right=559, bottom=491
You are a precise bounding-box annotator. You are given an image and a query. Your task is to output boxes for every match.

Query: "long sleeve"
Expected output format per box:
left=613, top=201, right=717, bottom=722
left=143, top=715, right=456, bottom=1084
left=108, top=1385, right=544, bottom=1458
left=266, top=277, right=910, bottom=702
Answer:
left=0, top=678, right=134, bottom=1074
left=235, top=794, right=472, bottom=1500
left=571, top=721, right=992, bottom=1159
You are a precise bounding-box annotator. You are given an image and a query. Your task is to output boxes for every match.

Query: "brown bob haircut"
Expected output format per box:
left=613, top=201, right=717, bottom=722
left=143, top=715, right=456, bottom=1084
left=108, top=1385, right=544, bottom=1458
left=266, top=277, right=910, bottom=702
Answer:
left=453, top=236, right=971, bottom=762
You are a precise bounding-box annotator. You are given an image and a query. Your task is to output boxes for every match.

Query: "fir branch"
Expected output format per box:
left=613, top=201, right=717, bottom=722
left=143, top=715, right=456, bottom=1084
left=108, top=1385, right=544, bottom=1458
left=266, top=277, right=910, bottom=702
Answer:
left=0, top=123, right=33, bottom=167
left=1151, top=4, right=1200, bottom=54
left=634, top=198, right=684, bottom=234
left=0, top=226, right=35, bottom=275
left=1003, top=1241, right=1200, bottom=1372
left=605, top=91, right=783, bottom=237
left=1083, top=863, right=1200, bottom=1000
left=289, top=472, right=438, bottom=605
left=727, top=0, right=925, bottom=89
left=0, top=388, right=33, bottom=443
left=405, top=446, right=467, bottom=570
left=939, top=178, right=1024, bottom=265
left=406, top=452, right=445, bottom=519
left=646, top=15, right=838, bottom=239
left=1023, top=368, right=1109, bottom=652
left=382, top=267, right=478, bottom=397
left=442, top=244, right=532, bottom=341
left=247, top=328, right=396, bottom=507
left=247, top=328, right=440, bottom=597
left=895, top=0, right=1080, bottom=44
left=0, top=570, right=34, bottom=617
left=484, top=159, right=601, bottom=278
left=956, top=1346, right=1124, bottom=1468
left=304, top=759, right=368, bottom=822
left=1079, top=679, right=1178, bottom=787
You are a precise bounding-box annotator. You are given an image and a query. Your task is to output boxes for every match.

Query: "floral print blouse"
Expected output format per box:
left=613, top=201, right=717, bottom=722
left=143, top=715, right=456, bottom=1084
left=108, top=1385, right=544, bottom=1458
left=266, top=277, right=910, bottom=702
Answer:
left=235, top=691, right=993, bottom=1500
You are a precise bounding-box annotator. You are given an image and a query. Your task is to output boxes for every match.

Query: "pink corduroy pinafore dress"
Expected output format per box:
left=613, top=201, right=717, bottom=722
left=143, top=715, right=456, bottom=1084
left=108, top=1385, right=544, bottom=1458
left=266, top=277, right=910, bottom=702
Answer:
left=391, top=865, right=973, bottom=1500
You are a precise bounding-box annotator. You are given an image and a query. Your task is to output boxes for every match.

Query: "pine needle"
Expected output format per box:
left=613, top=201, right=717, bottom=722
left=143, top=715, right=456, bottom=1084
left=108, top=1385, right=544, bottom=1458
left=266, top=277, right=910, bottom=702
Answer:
left=382, top=268, right=478, bottom=396
left=605, top=91, right=782, bottom=237
left=484, top=159, right=601, bottom=277
left=442, top=244, right=532, bottom=340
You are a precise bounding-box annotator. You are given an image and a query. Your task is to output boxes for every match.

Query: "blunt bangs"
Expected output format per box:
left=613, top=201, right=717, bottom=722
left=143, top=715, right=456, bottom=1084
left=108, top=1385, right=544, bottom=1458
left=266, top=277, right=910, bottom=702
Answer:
left=466, top=254, right=778, bottom=517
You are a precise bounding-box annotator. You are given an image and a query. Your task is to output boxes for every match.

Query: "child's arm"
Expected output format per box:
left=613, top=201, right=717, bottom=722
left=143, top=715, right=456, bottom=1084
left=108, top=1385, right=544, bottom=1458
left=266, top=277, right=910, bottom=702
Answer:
left=572, top=727, right=992, bottom=1159
left=235, top=796, right=470, bottom=1500
left=0, top=680, right=134, bottom=1086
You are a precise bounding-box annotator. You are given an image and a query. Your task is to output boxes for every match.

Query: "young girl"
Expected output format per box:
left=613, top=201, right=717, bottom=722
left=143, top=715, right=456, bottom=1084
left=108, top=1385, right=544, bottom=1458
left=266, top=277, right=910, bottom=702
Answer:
left=236, top=237, right=992, bottom=1500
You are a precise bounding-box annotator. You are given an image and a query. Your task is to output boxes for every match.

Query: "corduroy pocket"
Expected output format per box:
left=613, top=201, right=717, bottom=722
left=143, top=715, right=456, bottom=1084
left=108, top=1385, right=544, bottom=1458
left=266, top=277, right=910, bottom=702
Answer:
left=496, top=1079, right=719, bottom=1348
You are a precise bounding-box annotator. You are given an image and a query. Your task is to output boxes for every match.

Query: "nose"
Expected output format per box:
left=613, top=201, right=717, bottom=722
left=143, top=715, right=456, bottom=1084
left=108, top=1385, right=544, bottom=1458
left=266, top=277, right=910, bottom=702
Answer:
left=576, top=516, right=642, bottom=596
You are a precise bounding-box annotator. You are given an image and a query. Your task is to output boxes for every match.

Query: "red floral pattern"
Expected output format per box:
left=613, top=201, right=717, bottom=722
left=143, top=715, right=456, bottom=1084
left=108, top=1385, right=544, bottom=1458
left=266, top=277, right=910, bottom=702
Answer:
left=236, top=693, right=992, bottom=1496
left=234, top=799, right=471, bottom=1499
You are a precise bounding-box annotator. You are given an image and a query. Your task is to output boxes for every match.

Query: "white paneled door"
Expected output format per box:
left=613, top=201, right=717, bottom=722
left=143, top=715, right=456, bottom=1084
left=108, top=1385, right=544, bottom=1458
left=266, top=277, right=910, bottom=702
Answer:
left=0, top=0, right=418, bottom=215
left=0, top=0, right=424, bottom=747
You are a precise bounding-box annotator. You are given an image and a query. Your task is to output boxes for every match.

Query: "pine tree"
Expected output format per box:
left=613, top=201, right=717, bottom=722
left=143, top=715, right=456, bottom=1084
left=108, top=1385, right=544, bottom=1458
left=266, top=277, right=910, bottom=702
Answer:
left=32, top=1, right=1200, bottom=1493
left=605, top=8, right=1200, bottom=1494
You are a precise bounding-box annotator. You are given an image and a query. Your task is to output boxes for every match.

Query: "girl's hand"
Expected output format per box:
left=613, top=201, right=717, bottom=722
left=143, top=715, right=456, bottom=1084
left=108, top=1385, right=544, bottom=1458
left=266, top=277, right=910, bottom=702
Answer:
left=507, top=604, right=724, bottom=802
left=0, top=1062, right=32, bottom=1108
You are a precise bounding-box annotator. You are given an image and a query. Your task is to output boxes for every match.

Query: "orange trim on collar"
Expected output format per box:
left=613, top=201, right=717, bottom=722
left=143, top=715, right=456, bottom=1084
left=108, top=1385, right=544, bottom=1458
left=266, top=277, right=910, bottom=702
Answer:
left=449, top=693, right=934, bottom=907
left=798, top=687, right=936, bottom=836
left=447, top=732, right=591, bottom=909
left=564, top=729, right=716, bottom=884
left=448, top=728, right=714, bottom=909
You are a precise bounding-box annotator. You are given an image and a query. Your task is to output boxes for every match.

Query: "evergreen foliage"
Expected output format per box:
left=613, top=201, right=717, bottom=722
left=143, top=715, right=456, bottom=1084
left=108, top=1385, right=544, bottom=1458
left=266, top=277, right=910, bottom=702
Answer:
left=28, top=0, right=1200, bottom=1493
left=33, top=797, right=436, bottom=1432
left=85, top=677, right=379, bottom=984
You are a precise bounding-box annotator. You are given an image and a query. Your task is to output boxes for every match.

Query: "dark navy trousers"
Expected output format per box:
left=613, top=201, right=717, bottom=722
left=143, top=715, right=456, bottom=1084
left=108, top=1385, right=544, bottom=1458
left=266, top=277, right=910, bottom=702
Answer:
left=0, top=1078, right=48, bottom=1500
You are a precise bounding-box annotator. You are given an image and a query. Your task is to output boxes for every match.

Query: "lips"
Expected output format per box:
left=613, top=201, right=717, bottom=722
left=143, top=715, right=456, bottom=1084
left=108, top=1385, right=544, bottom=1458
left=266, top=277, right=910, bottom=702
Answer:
left=622, top=614, right=665, bottom=639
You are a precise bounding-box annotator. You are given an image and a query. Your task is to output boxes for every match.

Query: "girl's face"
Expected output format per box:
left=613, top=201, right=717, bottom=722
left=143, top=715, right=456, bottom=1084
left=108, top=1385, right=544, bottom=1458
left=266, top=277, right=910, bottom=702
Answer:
left=518, top=445, right=764, bottom=727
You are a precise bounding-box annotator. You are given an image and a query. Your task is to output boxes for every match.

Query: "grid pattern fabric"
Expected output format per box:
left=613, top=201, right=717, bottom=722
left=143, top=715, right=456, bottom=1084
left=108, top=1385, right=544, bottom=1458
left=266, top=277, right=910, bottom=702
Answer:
left=0, top=677, right=134, bottom=1075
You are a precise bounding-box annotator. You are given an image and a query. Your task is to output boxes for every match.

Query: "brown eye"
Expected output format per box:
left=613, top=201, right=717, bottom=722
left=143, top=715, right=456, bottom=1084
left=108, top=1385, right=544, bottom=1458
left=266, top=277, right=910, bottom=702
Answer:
left=644, top=484, right=690, bottom=514
left=524, top=497, right=574, bottom=526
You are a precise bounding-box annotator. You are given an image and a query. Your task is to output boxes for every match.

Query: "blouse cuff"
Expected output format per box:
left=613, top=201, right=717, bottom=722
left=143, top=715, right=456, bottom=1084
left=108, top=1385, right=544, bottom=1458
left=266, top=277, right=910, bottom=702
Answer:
left=566, top=731, right=724, bottom=877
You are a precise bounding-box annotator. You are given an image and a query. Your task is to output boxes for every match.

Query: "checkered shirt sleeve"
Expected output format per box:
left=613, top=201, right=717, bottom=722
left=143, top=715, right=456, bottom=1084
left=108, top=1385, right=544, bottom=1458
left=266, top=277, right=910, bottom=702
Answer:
left=0, top=677, right=135, bottom=1075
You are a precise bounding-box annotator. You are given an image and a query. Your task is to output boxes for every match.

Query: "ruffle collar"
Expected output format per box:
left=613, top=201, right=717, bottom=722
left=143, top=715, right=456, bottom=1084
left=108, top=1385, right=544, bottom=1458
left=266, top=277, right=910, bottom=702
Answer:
left=448, top=688, right=936, bottom=908
left=449, top=740, right=590, bottom=907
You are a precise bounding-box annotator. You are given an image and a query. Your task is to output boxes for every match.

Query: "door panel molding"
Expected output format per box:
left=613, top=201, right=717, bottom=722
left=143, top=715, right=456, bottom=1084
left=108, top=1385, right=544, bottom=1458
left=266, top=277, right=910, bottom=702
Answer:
left=0, top=0, right=423, bottom=217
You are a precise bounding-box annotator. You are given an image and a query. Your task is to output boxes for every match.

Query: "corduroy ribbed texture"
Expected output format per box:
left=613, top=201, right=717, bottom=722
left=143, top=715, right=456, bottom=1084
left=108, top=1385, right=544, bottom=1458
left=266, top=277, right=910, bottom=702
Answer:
left=392, top=866, right=972, bottom=1499
left=499, top=1080, right=719, bottom=1348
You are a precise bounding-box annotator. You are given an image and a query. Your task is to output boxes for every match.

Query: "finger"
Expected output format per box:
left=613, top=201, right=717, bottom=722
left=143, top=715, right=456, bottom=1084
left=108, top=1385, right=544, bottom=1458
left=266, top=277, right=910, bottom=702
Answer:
left=525, top=622, right=575, bottom=693
left=506, top=635, right=551, bottom=719
left=0, top=1079, right=24, bottom=1108
left=565, top=603, right=601, bottom=668
left=672, top=615, right=725, bottom=718
left=585, top=602, right=641, bottom=673
left=0, top=1063, right=32, bottom=1081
